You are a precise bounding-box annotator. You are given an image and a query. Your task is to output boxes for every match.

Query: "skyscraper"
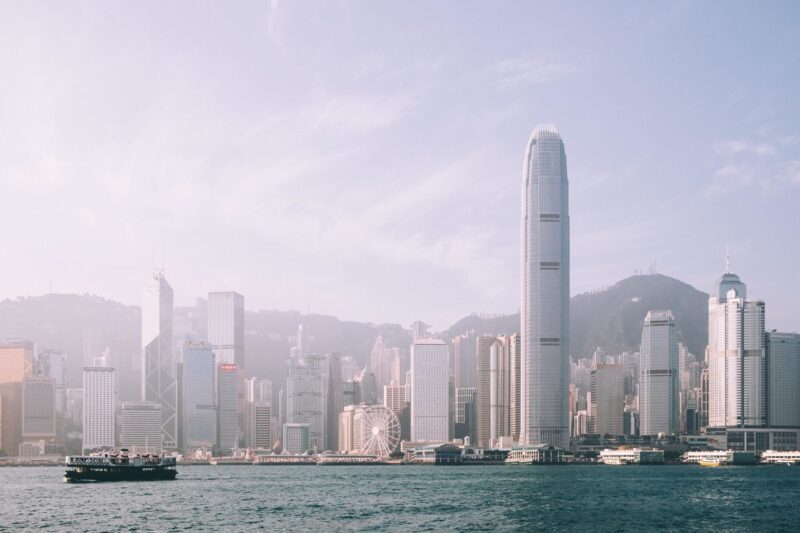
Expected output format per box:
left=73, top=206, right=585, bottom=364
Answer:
left=410, top=339, right=449, bottom=442
left=182, top=342, right=216, bottom=450
left=217, top=363, right=239, bottom=454
left=475, top=335, right=495, bottom=447
left=766, top=332, right=800, bottom=428
left=119, top=401, right=162, bottom=453
left=707, top=263, right=766, bottom=428
left=207, top=292, right=245, bottom=368
left=82, top=366, right=115, bottom=452
left=639, top=310, right=679, bottom=436
left=244, top=401, right=272, bottom=449
left=142, top=270, right=178, bottom=449
left=285, top=354, right=329, bottom=451
left=508, top=333, right=522, bottom=442
left=22, top=377, right=56, bottom=444
left=520, top=124, right=570, bottom=448
left=589, top=364, right=624, bottom=436
left=0, top=341, right=34, bottom=456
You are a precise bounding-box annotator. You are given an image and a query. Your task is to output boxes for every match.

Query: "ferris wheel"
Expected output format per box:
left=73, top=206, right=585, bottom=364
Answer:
left=358, top=406, right=401, bottom=458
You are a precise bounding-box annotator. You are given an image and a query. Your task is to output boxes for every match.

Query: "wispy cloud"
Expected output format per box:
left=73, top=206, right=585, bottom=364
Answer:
left=485, top=57, right=577, bottom=89
left=713, top=140, right=776, bottom=156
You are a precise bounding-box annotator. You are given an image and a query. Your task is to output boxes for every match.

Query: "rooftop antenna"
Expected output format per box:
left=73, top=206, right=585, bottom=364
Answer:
left=725, top=244, right=731, bottom=273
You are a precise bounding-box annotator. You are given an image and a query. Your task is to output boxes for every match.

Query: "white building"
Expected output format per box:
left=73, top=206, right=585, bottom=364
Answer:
left=208, top=292, right=245, bottom=368
left=384, top=382, right=406, bottom=413
left=142, top=270, right=178, bottom=449
left=521, top=124, right=570, bottom=448
left=82, top=366, right=115, bottom=452
left=410, top=339, right=449, bottom=442
left=119, top=401, right=162, bottom=453
left=489, top=337, right=510, bottom=443
left=707, top=265, right=766, bottom=428
left=639, top=310, right=679, bottom=436
left=766, top=332, right=800, bottom=427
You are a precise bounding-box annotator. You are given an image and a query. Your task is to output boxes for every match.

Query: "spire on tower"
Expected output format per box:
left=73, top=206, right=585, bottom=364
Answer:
left=725, top=244, right=731, bottom=274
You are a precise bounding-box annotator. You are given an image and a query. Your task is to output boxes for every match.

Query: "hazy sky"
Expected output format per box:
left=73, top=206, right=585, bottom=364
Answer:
left=0, top=1, right=798, bottom=331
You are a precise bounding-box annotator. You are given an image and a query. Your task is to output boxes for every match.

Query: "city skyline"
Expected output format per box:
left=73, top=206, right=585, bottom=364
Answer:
left=1, top=2, right=798, bottom=331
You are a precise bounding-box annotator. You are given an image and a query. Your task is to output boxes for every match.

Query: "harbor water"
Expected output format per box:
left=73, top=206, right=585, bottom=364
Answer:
left=2, top=464, right=799, bottom=531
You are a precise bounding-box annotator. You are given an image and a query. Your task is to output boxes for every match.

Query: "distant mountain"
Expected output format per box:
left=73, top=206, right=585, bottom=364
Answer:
left=447, top=274, right=709, bottom=359
left=0, top=294, right=410, bottom=399
left=0, top=274, right=708, bottom=400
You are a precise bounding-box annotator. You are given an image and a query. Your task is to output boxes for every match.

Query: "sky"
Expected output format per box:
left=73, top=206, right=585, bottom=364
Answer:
left=0, top=1, right=798, bottom=331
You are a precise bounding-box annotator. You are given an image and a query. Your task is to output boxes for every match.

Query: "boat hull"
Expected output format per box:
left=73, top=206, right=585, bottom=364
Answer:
left=64, top=467, right=177, bottom=483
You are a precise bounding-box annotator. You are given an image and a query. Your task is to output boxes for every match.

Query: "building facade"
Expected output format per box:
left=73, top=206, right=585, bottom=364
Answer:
left=521, top=124, right=570, bottom=448
left=285, top=354, right=328, bottom=451
left=410, top=339, right=449, bottom=442
left=182, top=342, right=217, bottom=450
left=217, top=363, right=239, bottom=454
left=766, top=332, right=800, bottom=427
left=707, top=267, right=766, bottom=428
left=207, top=292, right=245, bottom=368
left=82, top=366, right=115, bottom=452
left=120, top=401, right=162, bottom=453
left=141, top=270, right=178, bottom=449
left=590, top=364, right=624, bottom=436
left=639, top=310, right=679, bottom=436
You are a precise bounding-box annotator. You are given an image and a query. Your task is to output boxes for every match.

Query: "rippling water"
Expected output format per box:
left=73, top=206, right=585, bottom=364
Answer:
left=2, top=465, right=799, bottom=531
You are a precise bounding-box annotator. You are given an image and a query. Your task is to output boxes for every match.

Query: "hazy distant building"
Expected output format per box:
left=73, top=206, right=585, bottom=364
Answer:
left=383, top=383, right=406, bottom=413
left=0, top=342, right=34, bottom=456
left=354, top=367, right=378, bottom=405
left=490, top=337, right=511, bottom=444
left=589, top=364, right=624, bottom=436
left=766, top=332, right=800, bottom=427
left=141, top=270, right=178, bottom=449
left=639, top=310, right=679, bottom=436
left=182, top=342, right=216, bottom=450
left=22, top=377, right=56, bottom=443
left=707, top=265, right=766, bottom=428
left=38, top=350, right=67, bottom=413
left=338, top=406, right=356, bottom=452
left=455, top=387, right=477, bottom=442
left=521, top=124, right=570, bottom=448
left=475, top=336, right=495, bottom=447
left=82, top=366, right=115, bottom=452
left=285, top=354, right=328, bottom=451
left=66, top=388, right=84, bottom=426
left=410, top=339, right=449, bottom=442
left=453, top=331, right=477, bottom=389
left=410, top=321, right=431, bottom=343
left=326, top=353, right=344, bottom=451
left=217, top=363, right=239, bottom=454
left=207, top=292, right=244, bottom=368
left=120, top=401, right=162, bottom=453
left=282, top=423, right=310, bottom=454
left=508, top=333, right=521, bottom=443
left=245, top=401, right=272, bottom=449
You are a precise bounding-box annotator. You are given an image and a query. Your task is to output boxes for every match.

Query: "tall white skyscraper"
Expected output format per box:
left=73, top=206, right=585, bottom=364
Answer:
left=410, top=339, right=449, bottom=442
left=142, top=270, right=178, bottom=449
left=707, top=264, right=766, bottom=428
left=520, top=124, right=570, bottom=448
left=639, top=310, right=679, bottom=436
left=208, top=292, right=245, bottom=368
left=82, top=366, right=115, bottom=452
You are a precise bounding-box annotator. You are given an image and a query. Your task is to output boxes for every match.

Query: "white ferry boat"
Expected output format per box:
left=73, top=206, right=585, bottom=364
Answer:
left=598, top=448, right=664, bottom=465
left=760, top=450, right=800, bottom=465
